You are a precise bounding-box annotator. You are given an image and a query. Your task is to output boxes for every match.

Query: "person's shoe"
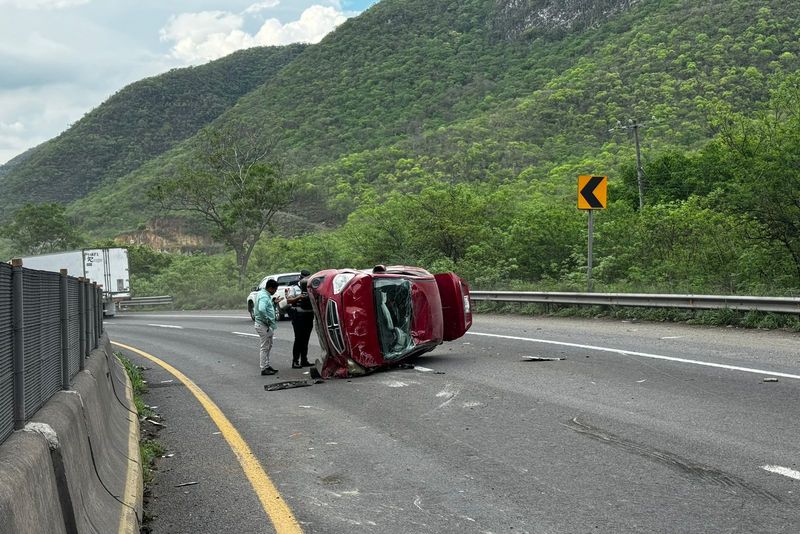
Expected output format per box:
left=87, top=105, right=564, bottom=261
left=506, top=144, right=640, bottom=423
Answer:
left=291, top=363, right=302, bottom=369
left=301, top=361, right=313, bottom=367
left=261, top=367, right=278, bottom=375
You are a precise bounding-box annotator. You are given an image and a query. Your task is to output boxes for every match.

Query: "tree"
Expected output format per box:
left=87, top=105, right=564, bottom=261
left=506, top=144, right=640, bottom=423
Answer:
left=713, top=72, right=800, bottom=281
left=3, top=202, right=83, bottom=255
left=150, top=121, right=296, bottom=287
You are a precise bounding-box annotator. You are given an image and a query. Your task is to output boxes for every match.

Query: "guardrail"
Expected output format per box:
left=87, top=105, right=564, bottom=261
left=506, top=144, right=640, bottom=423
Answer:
left=119, top=295, right=174, bottom=309
left=470, top=291, right=800, bottom=314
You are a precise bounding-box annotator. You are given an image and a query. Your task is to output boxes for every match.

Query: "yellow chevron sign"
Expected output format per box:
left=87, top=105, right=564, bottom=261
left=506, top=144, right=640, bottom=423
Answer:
left=578, top=175, right=607, bottom=209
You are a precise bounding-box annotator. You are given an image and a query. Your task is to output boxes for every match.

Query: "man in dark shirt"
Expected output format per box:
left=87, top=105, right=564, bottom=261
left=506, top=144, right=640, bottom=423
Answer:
left=286, top=269, right=314, bottom=368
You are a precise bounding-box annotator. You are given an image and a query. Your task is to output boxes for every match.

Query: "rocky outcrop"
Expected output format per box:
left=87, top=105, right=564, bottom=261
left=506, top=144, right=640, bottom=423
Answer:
left=492, top=0, right=641, bottom=40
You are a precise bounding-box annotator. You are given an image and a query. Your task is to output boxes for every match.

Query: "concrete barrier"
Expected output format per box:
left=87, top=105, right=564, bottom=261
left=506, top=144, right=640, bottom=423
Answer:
left=0, top=431, right=67, bottom=534
left=0, top=334, right=142, bottom=534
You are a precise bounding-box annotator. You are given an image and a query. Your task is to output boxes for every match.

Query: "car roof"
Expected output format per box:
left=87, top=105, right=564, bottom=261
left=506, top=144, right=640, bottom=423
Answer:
left=263, top=272, right=301, bottom=280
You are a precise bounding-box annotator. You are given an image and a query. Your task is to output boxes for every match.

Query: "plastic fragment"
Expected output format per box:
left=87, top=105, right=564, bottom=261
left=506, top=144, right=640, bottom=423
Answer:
left=264, top=380, right=315, bottom=391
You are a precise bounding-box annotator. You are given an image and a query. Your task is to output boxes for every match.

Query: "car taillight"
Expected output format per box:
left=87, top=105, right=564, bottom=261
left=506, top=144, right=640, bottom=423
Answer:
left=460, top=280, right=471, bottom=325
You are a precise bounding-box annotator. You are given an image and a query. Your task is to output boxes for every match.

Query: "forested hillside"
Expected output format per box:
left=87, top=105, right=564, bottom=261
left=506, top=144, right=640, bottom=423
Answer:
left=2, top=0, right=799, bottom=305
left=0, top=44, right=305, bottom=217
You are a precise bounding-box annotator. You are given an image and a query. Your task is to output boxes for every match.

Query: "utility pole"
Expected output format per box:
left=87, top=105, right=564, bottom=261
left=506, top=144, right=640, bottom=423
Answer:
left=610, top=119, right=645, bottom=209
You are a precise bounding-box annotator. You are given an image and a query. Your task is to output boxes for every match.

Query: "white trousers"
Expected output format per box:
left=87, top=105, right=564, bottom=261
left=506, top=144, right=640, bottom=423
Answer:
left=254, top=321, right=274, bottom=370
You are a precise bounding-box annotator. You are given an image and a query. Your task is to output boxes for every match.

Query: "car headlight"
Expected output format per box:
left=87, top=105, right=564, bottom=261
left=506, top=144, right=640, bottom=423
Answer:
left=332, top=273, right=356, bottom=294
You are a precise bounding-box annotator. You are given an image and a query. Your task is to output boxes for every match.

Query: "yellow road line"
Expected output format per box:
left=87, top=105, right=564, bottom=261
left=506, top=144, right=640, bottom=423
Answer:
left=112, top=341, right=302, bottom=534
left=118, top=357, right=142, bottom=534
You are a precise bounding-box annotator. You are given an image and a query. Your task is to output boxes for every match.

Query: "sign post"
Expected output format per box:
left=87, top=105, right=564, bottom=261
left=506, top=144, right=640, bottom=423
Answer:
left=578, top=175, right=608, bottom=292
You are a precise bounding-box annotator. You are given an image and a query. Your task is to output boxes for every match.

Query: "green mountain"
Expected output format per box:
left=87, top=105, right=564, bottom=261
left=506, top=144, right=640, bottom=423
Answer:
left=0, top=44, right=305, bottom=218
left=2, top=0, right=798, bottom=242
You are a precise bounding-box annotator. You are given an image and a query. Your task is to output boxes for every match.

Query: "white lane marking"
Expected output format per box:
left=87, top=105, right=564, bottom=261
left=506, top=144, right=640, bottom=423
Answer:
left=414, top=366, right=434, bottom=372
left=147, top=323, right=183, bottom=329
left=660, top=336, right=684, bottom=340
left=467, top=332, right=800, bottom=381
left=762, top=465, right=800, bottom=481
left=233, top=332, right=259, bottom=338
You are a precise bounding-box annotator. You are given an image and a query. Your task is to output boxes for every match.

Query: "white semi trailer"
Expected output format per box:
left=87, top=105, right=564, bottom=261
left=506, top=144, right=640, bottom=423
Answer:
left=20, top=248, right=131, bottom=317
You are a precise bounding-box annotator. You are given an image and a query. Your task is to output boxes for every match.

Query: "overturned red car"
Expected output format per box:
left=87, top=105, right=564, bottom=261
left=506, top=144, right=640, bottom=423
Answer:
left=306, top=266, right=472, bottom=378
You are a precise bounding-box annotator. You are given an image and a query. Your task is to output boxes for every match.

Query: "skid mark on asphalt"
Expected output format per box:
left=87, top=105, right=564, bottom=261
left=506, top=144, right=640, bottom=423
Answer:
left=563, top=417, right=782, bottom=503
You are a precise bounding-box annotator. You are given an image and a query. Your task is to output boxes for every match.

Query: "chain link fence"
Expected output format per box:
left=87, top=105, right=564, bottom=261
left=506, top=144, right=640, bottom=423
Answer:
left=0, top=261, right=104, bottom=445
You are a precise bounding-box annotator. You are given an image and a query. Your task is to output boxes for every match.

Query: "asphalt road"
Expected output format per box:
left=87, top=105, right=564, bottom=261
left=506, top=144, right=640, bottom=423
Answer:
left=107, top=312, right=800, bottom=534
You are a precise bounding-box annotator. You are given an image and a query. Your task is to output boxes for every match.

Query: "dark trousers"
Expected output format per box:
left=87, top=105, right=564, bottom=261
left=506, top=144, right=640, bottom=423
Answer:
left=292, top=312, right=314, bottom=364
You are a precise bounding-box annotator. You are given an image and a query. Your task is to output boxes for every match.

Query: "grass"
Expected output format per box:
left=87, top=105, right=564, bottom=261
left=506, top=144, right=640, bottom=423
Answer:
left=140, top=439, right=166, bottom=485
left=118, top=353, right=162, bottom=483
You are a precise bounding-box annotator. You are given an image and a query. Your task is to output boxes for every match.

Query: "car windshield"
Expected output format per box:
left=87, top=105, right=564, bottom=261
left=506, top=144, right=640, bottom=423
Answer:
left=276, top=274, right=300, bottom=285
left=373, top=278, right=414, bottom=361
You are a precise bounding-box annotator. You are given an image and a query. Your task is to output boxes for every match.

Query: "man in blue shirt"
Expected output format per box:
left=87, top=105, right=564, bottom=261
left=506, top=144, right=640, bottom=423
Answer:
left=254, top=279, right=279, bottom=375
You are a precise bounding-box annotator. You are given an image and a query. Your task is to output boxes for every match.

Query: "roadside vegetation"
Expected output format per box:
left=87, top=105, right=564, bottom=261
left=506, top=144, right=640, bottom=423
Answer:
left=119, top=354, right=164, bottom=484
left=125, top=73, right=800, bottom=314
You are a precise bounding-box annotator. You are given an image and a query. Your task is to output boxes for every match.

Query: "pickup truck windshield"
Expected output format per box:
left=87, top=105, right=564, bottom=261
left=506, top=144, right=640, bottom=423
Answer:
left=373, top=278, right=414, bottom=361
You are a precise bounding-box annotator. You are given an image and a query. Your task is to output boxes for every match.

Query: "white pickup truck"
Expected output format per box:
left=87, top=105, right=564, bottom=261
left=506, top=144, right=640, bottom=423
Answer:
left=247, top=272, right=302, bottom=321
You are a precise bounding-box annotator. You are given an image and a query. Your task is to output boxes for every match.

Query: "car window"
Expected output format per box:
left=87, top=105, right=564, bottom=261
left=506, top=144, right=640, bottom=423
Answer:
left=277, top=274, right=301, bottom=285
left=373, top=278, right=414, bottom=360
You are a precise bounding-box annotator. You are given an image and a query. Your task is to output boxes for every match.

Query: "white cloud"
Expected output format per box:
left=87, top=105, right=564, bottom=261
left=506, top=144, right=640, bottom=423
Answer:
left=0, top=0, right=89, bottom=9
left=160, top=11, right=254, bottom=63
left=161, top=4, right=348, bottom=63
left=255, top=5, right=347, bottom=46
left=0, top=84, right=95, bottom=164
left=243, top=1, right=281, bottom=15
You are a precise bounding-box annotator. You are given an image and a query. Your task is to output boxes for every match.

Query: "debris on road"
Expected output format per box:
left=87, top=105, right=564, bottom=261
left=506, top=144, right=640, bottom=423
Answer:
left=264, top=379, right=323, bottom=391
left=522, top=356, right=565, bottom=362
left=763, top=377, right=779, bottom=383
left=174, top=481, right=199, bottom=488
left=145, top=419, right=165, bottom=427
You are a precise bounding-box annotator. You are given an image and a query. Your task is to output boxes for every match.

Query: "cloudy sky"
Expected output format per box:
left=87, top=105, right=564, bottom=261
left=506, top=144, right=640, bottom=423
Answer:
left=0, top=0, right=378, bottom=165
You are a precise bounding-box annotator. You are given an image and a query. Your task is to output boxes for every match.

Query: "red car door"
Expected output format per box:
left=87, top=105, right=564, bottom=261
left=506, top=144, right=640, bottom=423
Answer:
left=434, top=273, right=473, bottom=341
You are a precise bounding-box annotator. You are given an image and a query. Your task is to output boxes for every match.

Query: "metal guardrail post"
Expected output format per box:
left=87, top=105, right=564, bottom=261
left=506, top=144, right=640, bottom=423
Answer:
left=78, top=278, right=86, bottom=368
left=11, top=259, right=25, bottom=430
left=60, top=269, right=70, bottom=390
left=84, top=281, right=91, bottom=354
left=91, top=282, right=98, bottom=349
left=97, top=287, right=103, bottom=335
